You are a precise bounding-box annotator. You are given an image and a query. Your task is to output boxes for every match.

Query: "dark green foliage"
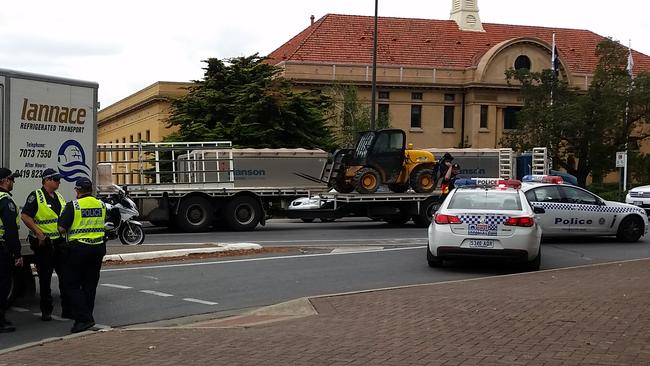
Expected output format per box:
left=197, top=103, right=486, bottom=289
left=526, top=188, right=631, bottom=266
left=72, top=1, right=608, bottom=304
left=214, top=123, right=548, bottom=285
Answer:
left=165, top=54, right=335, bottom=150
left=503, top=38, right=650, bottom=187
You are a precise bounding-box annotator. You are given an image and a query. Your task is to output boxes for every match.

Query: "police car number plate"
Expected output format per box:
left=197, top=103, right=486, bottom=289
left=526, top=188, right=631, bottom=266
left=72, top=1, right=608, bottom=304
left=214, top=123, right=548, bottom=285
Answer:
left=468, top=239, right=494, bottom=248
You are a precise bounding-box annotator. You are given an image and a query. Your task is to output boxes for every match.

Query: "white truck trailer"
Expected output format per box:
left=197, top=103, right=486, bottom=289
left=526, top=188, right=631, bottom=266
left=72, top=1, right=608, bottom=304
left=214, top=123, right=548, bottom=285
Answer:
left=1, top=68, right=98, bottom=299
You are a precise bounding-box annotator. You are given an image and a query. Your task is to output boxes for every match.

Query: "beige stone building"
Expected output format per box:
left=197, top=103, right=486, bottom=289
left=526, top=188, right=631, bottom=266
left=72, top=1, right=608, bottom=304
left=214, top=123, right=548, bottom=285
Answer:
left=97, top=81, right=192, bottom=144
left=98, top=0, right=650, bottom=154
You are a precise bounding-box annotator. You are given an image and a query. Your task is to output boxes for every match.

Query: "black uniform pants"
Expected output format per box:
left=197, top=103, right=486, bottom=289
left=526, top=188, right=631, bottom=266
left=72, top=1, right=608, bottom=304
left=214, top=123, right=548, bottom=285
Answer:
left=61, top=242, right=106, bottom=323
left=0, top=244, right=12, bottom=319
left=30, top=237, right=68, bottom=315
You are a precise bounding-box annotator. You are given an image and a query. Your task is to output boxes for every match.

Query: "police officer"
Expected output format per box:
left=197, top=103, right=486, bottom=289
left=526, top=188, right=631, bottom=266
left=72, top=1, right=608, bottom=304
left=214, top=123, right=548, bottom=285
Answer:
left=21, top=168, right=68, bottom=321
left=57, top=177, right=106, bottom=333
left=439, top=162, right=461, bottom=203
left=0, top=168, right=23, bottom=333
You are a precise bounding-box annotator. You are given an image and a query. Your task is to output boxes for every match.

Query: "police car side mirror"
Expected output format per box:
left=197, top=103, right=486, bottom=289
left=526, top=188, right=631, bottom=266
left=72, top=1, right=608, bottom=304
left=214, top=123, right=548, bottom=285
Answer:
left=533, top=206, right=545, bottom=214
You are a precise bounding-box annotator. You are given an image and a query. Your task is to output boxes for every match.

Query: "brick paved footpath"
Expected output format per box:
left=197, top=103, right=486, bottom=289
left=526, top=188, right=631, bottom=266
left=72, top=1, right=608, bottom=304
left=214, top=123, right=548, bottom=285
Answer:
left=1, top=259, right=649, bottom=366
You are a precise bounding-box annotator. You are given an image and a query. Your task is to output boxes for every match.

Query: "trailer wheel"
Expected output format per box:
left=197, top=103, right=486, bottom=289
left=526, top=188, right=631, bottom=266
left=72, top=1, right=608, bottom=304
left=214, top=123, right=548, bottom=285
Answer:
left=353, top=167, right=380, bottom=194
left=300, top=218, right=315, bottom=223
left=177, top=196, right=213, bottom=232
left=384, top=212, right=411, bottom=225
left=224, top=196, right=262, bottom=231
left=412, top=198, right=440, bottom=227
left=410, top=169, right=435, bottom=193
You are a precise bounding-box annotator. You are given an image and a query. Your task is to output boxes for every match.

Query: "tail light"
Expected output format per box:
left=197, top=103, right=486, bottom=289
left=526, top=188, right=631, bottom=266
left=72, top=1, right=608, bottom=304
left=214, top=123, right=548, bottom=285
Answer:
left=434, top=213, right=462, bottom=224
left=504, top=216, right=535, bottom=227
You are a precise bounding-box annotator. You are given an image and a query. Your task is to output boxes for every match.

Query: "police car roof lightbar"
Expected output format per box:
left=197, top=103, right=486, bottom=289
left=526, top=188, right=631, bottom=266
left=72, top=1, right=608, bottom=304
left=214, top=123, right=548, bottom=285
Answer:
left=522, top=175, right=564, bottom=184
left=454, top=178, right=522, bottom=189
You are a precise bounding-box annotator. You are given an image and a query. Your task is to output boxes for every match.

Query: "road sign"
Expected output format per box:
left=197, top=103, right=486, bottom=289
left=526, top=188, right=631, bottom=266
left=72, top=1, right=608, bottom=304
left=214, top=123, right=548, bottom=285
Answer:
left=616, top=151, right=626, bottom=168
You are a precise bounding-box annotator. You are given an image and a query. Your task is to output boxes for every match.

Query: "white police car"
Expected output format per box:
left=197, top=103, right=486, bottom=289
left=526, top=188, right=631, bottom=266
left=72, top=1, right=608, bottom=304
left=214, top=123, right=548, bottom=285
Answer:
left=427, top=178, right=542, bottom=271
left=522, top=175, right=649, bottom=242
left=625, top=185, right=650, bottom=215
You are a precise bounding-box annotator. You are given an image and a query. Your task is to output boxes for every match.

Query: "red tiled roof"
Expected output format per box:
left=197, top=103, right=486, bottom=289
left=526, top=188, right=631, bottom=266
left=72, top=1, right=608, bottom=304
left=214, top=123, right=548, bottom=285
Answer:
left=267, top=14, right=650, bottom=75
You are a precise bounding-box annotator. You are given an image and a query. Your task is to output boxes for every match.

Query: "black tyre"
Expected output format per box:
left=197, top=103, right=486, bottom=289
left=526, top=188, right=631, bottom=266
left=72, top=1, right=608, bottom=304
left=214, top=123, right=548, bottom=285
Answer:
left=616, top=216, right=644, bottom=243
left=412, top=198, right=440, bottom=227
left=523, top=247, right=541, bottom=272
left=410, top=169, right=435, bottom=193
left=320, top=218, right=336, bottom=222
left=353, top=167, right=381, bottom=194
left=118, top=223, right=146, bottom=245
left=388, top=183, right=409, bottom=193
left=224, top=195, right=262, bottom=231
left=332, top=176, right=354, bottom=193
left=300, top=218, right=315, bottom=223
left=427, top=244, right=443, bottom=268
left=177, top=196, right=213, bottom=232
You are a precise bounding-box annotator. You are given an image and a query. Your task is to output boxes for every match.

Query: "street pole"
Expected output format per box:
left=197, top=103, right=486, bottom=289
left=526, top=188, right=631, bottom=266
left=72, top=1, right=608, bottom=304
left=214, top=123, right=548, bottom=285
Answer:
left=370, top=0, right=378, bottom=131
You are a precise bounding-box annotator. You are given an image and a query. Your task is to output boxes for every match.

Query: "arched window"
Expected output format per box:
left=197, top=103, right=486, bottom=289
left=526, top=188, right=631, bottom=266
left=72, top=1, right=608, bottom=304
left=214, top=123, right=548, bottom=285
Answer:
left=514, top=55, right=531, bottom=71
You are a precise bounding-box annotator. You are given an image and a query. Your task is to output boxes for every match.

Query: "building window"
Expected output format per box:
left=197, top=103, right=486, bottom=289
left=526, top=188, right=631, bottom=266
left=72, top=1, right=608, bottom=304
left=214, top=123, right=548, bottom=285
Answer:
left=145, top=130, right=151, bottom=142
left=411, top=92, right=422, bottom=100
left=378, top=104, right=390, bottom=127
left=444, top=93, right=455, bottom=102
left=137, top=132, right=142, bottom=142
left=504, top=107, right=521, bottom=130
left=378, top=91, right=390, bottom=100
left=444, top=106, right=455, bottom=129
left=514, top=55, right=531, bottom=71
left=410, top=105, right=422, bottom=128
left=480, top=105, right=488, bottom=129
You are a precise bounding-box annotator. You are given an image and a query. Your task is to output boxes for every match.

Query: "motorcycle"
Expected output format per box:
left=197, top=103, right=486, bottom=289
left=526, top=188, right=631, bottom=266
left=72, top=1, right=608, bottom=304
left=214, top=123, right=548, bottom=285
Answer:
left=102, top=185, right=145, bottom=245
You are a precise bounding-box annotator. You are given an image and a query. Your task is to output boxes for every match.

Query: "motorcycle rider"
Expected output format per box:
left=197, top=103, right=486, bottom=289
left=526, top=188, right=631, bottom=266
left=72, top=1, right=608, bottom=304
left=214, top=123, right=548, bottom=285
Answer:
left=21, top=168, right=69, bottom=320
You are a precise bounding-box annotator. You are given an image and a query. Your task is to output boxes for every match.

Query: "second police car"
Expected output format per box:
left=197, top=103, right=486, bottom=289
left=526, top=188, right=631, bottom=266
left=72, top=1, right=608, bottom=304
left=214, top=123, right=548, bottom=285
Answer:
left=521, top=175, right=648, bottom=242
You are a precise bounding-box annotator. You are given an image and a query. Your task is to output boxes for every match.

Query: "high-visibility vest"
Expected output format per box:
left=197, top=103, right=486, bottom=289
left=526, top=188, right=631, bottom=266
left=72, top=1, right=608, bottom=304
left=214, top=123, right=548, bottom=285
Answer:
left=31, top=189, right=66, bottom=239
left=67, top=196, right=106, bottom=245
left=0, top=192, right=20, bottom=239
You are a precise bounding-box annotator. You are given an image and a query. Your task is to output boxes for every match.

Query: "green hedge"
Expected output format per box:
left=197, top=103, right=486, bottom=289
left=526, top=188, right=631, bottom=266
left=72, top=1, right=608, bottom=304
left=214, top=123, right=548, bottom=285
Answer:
left=587, top=183, right=624, bottom=202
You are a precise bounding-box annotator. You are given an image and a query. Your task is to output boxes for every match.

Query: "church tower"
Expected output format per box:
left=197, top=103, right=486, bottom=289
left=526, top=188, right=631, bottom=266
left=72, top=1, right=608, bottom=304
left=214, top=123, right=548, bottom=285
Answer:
left=450, top=0, right=485, bottom=32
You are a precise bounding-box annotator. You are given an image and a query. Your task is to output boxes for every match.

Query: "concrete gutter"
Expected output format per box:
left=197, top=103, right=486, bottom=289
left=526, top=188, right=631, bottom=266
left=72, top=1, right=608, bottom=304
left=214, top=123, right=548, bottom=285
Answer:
left=103, top=243, right=262, bottom=262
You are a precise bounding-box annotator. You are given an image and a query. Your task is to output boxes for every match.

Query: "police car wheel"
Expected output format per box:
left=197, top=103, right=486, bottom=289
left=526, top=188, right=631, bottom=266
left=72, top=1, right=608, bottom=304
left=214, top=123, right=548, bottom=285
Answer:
left=426, top=244, right=443, bottom=268
left=616, top=216, right=644, bottom=243
left=522, top=247, right=541, bottom=272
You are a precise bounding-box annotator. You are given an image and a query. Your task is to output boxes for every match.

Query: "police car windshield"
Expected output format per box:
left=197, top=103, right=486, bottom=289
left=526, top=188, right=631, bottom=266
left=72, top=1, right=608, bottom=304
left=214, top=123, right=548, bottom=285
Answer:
left=448, top=191, right=522, bottom=211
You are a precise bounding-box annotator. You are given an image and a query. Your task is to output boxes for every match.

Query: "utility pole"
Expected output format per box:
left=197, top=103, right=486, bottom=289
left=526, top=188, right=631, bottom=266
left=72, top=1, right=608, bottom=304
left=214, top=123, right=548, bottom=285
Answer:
left=370, top=0, right=378, bottom=130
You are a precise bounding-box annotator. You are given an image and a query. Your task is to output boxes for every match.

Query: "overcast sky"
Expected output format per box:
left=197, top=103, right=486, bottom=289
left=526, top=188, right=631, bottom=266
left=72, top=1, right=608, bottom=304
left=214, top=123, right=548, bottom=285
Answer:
left=1, top=0, right=648, bottom=109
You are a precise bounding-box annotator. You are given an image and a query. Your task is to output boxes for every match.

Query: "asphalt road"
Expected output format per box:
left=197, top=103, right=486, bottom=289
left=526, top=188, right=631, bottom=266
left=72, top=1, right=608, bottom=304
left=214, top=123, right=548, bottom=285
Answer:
left=2, top=219, right=649, bottom=351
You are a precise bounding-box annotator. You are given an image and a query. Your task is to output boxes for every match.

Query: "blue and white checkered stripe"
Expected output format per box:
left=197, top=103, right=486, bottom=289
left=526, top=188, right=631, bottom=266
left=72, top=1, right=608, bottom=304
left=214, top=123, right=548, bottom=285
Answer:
left=533, top=202, right=645, bottom=215
left=459, top=215, right=509, bottom=225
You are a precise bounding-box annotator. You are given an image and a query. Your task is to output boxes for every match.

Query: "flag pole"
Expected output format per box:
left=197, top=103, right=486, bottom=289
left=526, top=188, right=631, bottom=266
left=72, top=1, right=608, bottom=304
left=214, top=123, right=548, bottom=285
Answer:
left=550, top=33, right=556, bottom=105
left=623, top=39, right=633, bottom=192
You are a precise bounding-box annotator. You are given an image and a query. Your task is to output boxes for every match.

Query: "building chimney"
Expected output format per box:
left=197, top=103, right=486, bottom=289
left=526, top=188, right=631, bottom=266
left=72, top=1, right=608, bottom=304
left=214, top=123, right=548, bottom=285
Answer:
left=310, top=15, right=315, bottom=25
left=450, top=0, right=485, bottom=32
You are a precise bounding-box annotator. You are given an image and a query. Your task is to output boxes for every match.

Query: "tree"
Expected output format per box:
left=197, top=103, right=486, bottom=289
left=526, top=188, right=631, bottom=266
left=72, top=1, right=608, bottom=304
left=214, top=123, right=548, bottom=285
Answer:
left=326, top=84, right=390, bottom=148
left=503, top=38, right=650, bottom=187
left=165, top=54, right=335, bottom=150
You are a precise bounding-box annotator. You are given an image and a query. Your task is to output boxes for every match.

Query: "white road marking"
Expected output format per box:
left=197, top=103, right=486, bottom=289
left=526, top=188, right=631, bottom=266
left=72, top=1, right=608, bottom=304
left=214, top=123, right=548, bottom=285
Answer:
left=101, top=283, right=133, bottom=289
left=139, top=290, right=174, bottom=297
left=331, top=246, right=384, bottom=253
left=183, top=298, right=219, bottom=306
left=102, top=246, right=425, bottom=273
left=10, top=307, right=29, bottom=312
